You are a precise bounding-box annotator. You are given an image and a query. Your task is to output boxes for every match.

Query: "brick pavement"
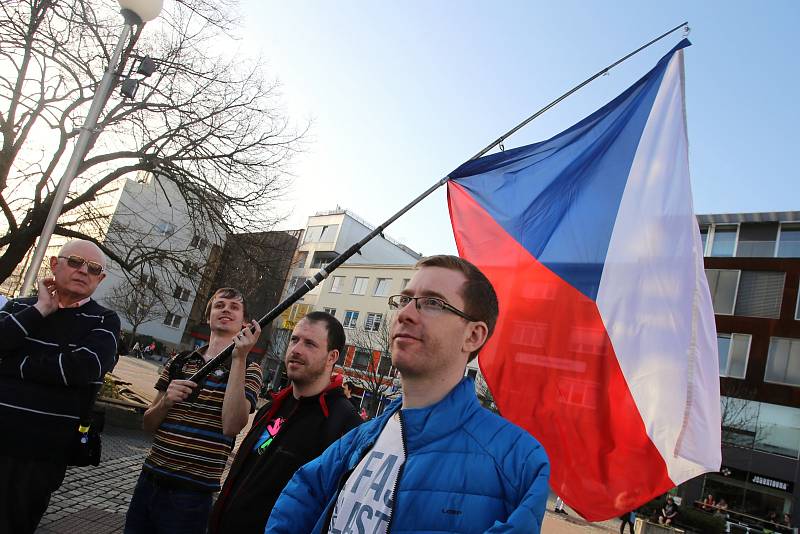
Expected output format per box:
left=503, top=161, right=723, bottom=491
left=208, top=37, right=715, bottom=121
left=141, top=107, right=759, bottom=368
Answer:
left=36, top=426, right=151, bottom=534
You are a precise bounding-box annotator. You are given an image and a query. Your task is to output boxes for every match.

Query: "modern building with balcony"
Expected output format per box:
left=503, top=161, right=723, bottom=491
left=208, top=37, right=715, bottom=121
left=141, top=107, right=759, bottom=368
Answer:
left=677, top=211, right=800, bottom=531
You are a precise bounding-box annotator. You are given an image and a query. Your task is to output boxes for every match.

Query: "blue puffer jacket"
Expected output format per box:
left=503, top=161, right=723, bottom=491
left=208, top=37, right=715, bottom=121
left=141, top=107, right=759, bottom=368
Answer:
left=266, top=377, right=550, bottom=533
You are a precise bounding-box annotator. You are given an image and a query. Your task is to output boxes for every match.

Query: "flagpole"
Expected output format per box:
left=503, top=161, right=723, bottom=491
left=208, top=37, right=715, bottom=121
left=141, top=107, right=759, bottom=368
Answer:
left=186, top=21, right=690, bottom=387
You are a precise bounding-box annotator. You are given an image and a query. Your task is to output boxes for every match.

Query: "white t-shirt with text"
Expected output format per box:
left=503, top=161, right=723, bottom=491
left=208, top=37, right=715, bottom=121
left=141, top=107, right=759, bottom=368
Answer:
left=328, top=412, right=405, bottom=534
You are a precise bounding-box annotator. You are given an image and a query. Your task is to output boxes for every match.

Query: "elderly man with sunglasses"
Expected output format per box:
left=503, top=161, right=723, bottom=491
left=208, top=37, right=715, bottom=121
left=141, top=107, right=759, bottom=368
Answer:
left=267, top=255, right=550, bottom=534
left=0, top=239, right=120, bottom=533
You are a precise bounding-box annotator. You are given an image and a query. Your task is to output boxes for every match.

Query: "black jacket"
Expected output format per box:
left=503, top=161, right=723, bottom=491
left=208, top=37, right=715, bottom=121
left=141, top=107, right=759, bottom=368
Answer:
left=209, top=376, right=362, bottom=534
left=0, top=298, right=120, bottom=461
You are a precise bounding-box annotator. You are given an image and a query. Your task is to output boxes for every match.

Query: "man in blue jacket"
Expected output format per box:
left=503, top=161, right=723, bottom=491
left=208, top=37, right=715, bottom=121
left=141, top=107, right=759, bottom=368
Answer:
left=266, top=254, right=550, bottom=533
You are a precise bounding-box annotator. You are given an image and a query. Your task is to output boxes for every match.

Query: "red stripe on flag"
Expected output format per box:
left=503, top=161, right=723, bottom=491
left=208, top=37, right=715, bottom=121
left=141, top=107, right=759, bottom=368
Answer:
left=448, top=181, right=674, bottom=521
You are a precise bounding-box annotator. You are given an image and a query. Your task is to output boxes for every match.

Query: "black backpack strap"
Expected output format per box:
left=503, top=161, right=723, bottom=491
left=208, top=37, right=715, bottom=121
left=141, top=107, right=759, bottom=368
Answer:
left=321, top=394, right=362, bottom=445
left=167, top=351, right=196, bottom=382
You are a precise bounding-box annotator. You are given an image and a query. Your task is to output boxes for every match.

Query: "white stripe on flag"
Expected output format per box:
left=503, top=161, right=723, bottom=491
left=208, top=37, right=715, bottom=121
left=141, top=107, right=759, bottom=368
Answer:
left=595, top=48, right=720, bottom=485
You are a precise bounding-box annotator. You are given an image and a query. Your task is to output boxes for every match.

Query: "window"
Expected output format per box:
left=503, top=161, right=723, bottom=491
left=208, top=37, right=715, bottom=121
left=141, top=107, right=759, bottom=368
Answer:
left=330, top=276, right=345, bottom=293
left=287, top=276, right=305, bottom=293
left=173, top=285, right=190, bottom=302
left=352, top=277, right=368, bottom=295
left=699, top=226, right=709, bottom=256
left=733, top=271, right=784, bottom=318
left=311, top=251, right=336, bottom=269
left=343, top=310, right=359, bottom=329
left=352, top=347, right=372, bottom=370
left=721, top=396, right=758, bottom=448
left=154, top=220, right=176, bottom=236
left=466, top=368, right=478, bottom=380
left=755, top=403, right=800, bottom=458
left=377, top=354, right=393, bottom=375
left=765, top=337, right=800, bottom=386
left=293, top=251, right=308, bottom=269
left=181, top=261, right=195, bottom=275
left=140, top=274, right=156, bottom=289
left=717, top=333, right=751, bottom=379
left=511, top=321, right=548, bottom=349
left=710, top=225, right=738, bottom=257
left=568, top=327, right=607, bottom=355
left=720, top=396, right=800, bottom=458
left=320, top=225, right=338, bottom=242
left=304, top=224, right=339, bottom=243
left=163, top=312, right=182, bottom=328
left=796, top=290, right=800, bottom=321
left=365, top=313, right=383, bottom=332
left=705, top=269, right=740, bottom=315
left=373, top=278, right=391, bottom=297
left=736, top=223, right=778, bottom=257
left=401, top=278, right=410, bottom=290
left=190, top=234, right=208, bottom=251
left=323, top=307, right=336, bottom=316
left=778, top=224, right=800, bottom=258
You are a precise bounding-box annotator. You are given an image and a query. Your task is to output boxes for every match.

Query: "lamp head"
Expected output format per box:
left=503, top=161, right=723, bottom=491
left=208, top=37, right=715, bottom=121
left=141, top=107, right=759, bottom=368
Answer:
left=118, top=0, right=163, bottom=23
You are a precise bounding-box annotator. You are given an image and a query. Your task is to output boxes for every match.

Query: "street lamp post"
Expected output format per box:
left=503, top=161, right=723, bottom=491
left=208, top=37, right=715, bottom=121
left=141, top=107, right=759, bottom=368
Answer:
left=19, top=0, right=163, bottom=296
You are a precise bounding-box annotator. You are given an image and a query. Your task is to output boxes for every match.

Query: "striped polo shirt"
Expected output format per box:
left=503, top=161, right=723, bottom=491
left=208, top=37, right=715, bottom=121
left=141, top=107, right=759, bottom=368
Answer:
left=142, top=349, right=262, bottom=491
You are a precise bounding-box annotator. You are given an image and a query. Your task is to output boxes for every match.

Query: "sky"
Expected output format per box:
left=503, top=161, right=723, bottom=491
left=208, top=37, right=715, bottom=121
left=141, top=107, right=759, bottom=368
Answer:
left=193, top=1, right=799, bottom=256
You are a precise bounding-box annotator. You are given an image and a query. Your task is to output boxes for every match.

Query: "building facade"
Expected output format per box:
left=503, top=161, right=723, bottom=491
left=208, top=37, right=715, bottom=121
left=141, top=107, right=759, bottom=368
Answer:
left=281, top=209, right=421, bottom=311
left=1, top=173, right=220, bottom=348
left=678, top=211, right=800, bottom=529
left=181, top=230, right=301, bottom=372
left=313, top=264, right=415, bottom=414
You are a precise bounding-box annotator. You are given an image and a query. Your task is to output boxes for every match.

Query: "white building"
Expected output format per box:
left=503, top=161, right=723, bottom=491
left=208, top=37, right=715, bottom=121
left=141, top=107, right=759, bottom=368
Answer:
left=3, top=172, right=219, bottom=347
left=278, top=209, right=421, bottom=329
left=91, top=174, right=219, bottom=346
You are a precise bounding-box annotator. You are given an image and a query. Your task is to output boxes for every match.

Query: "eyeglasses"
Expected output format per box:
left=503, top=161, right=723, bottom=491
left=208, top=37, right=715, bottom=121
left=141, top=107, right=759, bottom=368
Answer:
left=388, top=294, right=477, bottom=321
left=58, top=255, right=104, bottom=276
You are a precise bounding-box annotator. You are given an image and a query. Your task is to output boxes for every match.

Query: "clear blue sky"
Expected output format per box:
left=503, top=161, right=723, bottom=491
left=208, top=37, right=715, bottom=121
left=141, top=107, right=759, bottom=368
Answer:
left=228, top=1, right=798, bottom=256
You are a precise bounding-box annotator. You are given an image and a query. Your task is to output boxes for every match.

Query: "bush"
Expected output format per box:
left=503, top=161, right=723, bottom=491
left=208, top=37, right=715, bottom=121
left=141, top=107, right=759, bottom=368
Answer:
left=677, top=507, right=726, bottom=534
left=637, top=496, right=725, bottom=534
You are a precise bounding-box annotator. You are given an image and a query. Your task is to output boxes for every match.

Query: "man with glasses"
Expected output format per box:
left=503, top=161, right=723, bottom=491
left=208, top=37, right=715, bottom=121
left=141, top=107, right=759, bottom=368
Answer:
left=267, top=255, right=550, bottom=534
left=0, top=239, right=121, bottom=533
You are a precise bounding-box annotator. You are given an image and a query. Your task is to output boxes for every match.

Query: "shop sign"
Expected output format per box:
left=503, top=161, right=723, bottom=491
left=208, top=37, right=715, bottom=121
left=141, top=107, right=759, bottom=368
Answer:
left=749, top=474, right=793, bottom=493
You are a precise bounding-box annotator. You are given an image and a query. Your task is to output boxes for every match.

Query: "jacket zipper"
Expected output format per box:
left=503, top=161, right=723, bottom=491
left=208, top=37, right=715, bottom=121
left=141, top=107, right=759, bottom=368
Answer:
left=384, top=411, right=407, bottom=534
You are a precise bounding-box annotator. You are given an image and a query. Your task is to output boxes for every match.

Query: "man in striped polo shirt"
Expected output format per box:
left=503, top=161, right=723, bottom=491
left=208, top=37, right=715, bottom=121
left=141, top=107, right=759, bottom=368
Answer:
left=124, top=287, right=263, bottom=534
left=0, top=239, right=121, bottom=534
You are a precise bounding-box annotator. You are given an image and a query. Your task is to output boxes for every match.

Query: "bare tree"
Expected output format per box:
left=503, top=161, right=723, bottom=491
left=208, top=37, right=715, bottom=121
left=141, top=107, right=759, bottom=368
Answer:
left=719, top=384, right=766, bottom=449
left=103, top=274, right=164, bottom=341
left=345, top=317, right=400, bottom=417
left=0, top=0, right=304, bottom=286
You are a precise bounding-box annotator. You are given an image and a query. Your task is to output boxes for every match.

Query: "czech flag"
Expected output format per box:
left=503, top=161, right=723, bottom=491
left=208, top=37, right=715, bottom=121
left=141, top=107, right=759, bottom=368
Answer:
left=448, top=39, right=720, bottom=521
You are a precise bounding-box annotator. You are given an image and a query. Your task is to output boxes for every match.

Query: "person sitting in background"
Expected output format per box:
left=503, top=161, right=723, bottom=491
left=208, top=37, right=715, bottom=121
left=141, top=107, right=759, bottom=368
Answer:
left=767, top=510, right=779, bottom=524
left=658, top=496, right=678, bottom=526
left=701, top=493, right=715, bottom=511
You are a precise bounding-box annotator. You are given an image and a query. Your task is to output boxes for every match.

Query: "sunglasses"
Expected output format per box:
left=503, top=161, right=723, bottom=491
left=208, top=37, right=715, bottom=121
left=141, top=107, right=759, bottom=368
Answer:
left=58, top=255, right=104, bottom=276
